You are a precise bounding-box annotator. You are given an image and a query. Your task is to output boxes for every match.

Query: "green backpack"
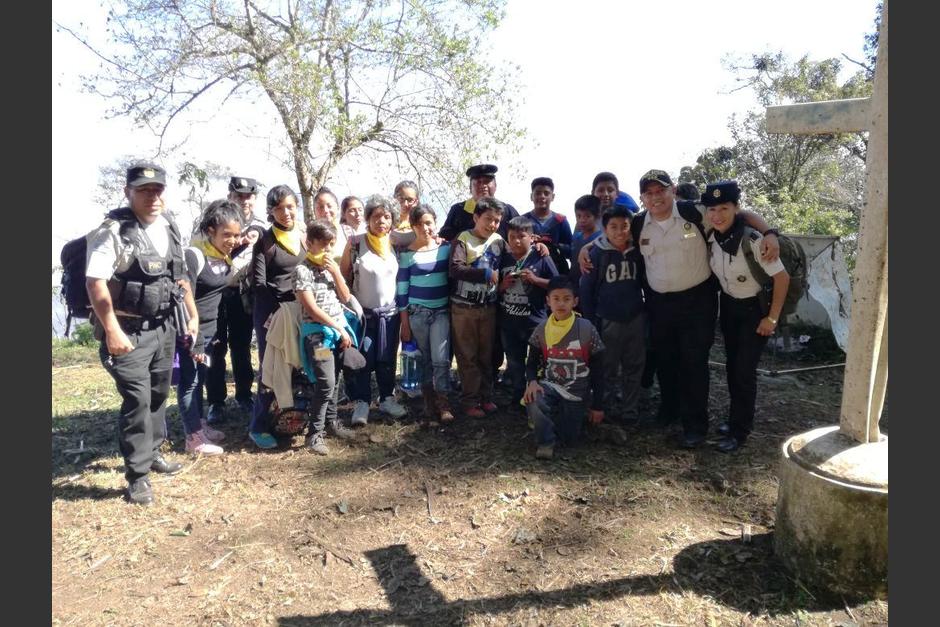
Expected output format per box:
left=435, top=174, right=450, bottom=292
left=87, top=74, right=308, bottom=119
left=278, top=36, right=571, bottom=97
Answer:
left=739, top=227, right=808, bottom=321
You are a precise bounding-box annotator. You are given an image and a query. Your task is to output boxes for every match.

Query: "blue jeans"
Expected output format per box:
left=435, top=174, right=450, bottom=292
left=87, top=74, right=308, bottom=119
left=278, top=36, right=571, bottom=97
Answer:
left=527, top=384, right=587, bottom=447
left=176, top=336, right=211, bottom=435
left=407, top=305, right=451, bottom=393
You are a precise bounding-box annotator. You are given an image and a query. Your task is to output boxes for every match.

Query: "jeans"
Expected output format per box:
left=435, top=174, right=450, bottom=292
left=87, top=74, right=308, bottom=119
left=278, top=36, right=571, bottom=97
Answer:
left=528, top=384, right=587, bottom=447
left=175, top=335, right=212, bottom=435
left=250, top=292, right=279, bottom=434
left=500, top=315, right=535, bottom=404
left=303, top=332, right=339, bottom=436
left=349, top=311, right=400, bottom=403
left=407, top=305, right=451, bottom=393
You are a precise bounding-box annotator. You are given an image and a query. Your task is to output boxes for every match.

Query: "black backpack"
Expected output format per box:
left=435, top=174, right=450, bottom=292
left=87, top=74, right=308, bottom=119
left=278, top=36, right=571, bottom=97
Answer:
left=59, top=209, right=139, bottom=336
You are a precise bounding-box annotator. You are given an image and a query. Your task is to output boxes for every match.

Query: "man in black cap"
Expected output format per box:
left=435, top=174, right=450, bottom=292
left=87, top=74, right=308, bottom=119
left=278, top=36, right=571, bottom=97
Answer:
left=205, top=176, right=267, bottom=421
left=85, top=161, right=199, bottom=504
left=438, top=164, right=520, bottom=241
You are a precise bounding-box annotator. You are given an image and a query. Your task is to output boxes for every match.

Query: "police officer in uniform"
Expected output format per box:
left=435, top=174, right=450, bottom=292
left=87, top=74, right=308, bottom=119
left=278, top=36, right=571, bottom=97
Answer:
left=633, top=170, right=779, bottom=448
left=86, top=162, right=199, bottom=505
left=438, top=164, right=520, bottom=241
left=205, top=176, right=267, bottom=422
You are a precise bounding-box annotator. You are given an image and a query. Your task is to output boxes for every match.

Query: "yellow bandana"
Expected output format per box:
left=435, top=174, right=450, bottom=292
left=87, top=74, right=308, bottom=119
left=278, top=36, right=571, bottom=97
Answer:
left=457, top=230, right=501, bottom=264
left=365, top=231, right=392, bottom=259
left=462, top=198, right=477, bottom=215
left=395, top=218, right=412, bottom=232
left=272, top=224, right=302, bottom=256
left=306, top=251, right=327, bottom=267
left=544, top=313, right=576, bottom=348
left=196, top=239, right=232, bottom=266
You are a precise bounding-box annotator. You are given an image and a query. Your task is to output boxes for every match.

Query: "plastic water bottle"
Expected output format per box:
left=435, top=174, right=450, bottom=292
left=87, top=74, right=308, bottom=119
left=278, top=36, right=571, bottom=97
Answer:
left=400, top=340, right=423, bottom=396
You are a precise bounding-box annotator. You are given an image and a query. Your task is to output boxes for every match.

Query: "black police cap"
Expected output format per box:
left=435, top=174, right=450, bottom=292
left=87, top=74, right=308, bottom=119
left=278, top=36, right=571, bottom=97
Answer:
left=466, top=163, right=498, bottom=179
left=228, top=176, right=260, bottom=194
left=701, top=180, right=742, bottom=206
left=126, top=162, right=167, bottom=187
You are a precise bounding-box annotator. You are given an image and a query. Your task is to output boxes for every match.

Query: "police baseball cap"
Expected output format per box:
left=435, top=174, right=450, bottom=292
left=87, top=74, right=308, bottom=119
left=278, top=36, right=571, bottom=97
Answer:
left=701, top=180, right=742, bottom=206
left=126, top=162, right=167, bottom=187
left=639, top=169, right=673, bottom=193
left=531, top=176, right=554, bottom=190
left=228, top=176, right=260, bottom=194
left=466, top=163, right=498, bottom=179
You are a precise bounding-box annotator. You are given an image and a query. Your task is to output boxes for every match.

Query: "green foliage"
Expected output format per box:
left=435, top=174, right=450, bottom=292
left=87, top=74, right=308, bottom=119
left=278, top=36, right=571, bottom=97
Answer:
left=69, top=323, right=97, bottom=347
left=68, top=0, right=525, bottom=220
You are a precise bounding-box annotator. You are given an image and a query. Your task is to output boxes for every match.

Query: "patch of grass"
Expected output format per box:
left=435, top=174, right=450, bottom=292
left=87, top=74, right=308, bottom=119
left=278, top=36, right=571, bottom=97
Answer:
left=51, top=338, right=100, bottom=367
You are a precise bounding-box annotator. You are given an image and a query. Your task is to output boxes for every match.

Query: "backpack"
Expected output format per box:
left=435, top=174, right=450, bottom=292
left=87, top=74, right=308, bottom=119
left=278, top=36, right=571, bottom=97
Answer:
left=739, top=227, right=808, bottom=321
left=59, top=209, right=138, bottom=336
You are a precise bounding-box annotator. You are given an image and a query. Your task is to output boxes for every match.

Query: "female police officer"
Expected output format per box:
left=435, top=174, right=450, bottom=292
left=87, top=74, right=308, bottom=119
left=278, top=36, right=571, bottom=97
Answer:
left=85, top=162, right=199, bottom=505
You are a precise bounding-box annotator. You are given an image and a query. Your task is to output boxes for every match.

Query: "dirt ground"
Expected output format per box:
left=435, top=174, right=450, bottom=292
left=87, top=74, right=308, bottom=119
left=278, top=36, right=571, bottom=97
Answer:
left=51, top=326, right=888, bottom=626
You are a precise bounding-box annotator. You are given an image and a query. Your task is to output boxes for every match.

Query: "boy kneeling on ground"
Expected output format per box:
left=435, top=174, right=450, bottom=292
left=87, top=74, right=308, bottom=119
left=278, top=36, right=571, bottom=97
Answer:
left=523, top=276, right=606, bottom=459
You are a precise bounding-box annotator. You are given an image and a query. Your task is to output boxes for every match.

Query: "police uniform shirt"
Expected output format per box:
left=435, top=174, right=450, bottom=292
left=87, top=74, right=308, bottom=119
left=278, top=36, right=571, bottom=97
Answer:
left=86, top=213, right=172, bottom=280
left=708, top=231, right=786, bottom=299
left=638, top=201, right=711, bottom=294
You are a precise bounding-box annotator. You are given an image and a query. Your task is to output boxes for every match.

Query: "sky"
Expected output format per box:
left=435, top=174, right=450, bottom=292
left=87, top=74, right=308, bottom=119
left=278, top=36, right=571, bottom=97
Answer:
left=51, top=0, right=880, bottom=261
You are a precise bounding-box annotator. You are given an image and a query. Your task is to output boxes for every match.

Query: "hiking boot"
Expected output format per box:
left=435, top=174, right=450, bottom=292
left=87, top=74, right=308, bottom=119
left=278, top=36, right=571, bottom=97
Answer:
left=150, top=454, right=183, bottom=474
left=306, top=433, right=330, bottom=455
left=206, top=403, right=226, bottom=425
left=715, top=435, right=743, bottom=453
left=185, top=431, right=224, bottom=455
left=677, top=432, right=707, bottom=450
left=481, top=401, right=499, bottom=415
left=249, top=431, right=278, bottom=450
left=463, top=405, right=486, bottom=419
left=437, top=397, right=455, bottom=423
left=126, top=476, right=153, bottom=505
left=351, top=401, right=370, bottom=426
left=200, top=420, right=225, bottom=443
left=378, top=397, right=407, bottom=418
left=328, top=420, right=357, bottom=441
left=535, top=444, right=554, bottom=460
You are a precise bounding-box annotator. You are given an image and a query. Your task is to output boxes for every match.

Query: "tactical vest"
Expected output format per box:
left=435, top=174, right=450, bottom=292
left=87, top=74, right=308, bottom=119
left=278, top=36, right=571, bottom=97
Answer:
left=107, top=208, right=184, bottom=318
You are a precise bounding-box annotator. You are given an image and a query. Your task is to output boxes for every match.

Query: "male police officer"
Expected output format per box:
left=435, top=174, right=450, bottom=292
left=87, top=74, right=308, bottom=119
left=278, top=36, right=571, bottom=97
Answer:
left=438, top=164, right=520, bottom=241
left=86, top=162, right=199, bottom=505
left=634, top=169, right=778, bottom=448
left=205, top=176, right=267, bottom=422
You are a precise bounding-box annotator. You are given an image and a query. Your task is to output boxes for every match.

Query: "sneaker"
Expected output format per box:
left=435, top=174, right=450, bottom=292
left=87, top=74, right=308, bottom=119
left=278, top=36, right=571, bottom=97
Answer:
left=306, top=433, right=330, bottom=455
left=185, top=431, right=224, bottom=455
left=438, top=399, right=455, bottom=423
left=481, top=401, right=498, bottom=415
left=236, top=398, right=254, bottom=414
left=378, top=397, right=407, bottom=418
left=249, top=431, right=278, bottom=449
left=206, top=403, right=226, bottom=425
left=351, top=401, right=370, bottom=426
left=126, top=476, right=153, bottom=505
left=463, top=405, right=486, bottom=419
left=328, top=420, right=357, bottom=440
left=535, top=444, right=554, bottom=460
left=200, top=420, right=225, bottom=443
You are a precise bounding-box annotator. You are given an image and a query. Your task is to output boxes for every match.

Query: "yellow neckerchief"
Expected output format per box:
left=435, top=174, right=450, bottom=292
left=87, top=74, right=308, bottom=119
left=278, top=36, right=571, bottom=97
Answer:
left=272, top=224, right=302, bottom=255
left=395, top=218, right=412, bottom=232
left=545, top=312, right=577, bottom=348
left=305, top=251, right=327, bottom=267
left=457, top=229, right=501, bottom=264
left=462, top=198, right=477, bottom=215
left=365, top=231, right=392, bottom=259
left=196, top=239, right=232, bottom=266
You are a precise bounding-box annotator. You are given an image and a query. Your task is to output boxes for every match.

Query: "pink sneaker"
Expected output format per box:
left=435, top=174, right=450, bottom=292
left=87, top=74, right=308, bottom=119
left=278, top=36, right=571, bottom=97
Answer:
left=200, top=419, right=225, bottom=443
left=185, top=431, right=223, bottom=455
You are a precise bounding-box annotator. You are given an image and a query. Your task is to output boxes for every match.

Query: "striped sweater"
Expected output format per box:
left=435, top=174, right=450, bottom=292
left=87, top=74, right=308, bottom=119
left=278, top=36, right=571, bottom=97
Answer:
left=395, top=243, right=451, bottom=310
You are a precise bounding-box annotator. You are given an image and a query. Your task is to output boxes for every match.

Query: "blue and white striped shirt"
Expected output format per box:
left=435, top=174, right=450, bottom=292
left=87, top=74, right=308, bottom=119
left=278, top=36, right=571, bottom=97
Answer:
left=396, top=243, right=451, bottom=310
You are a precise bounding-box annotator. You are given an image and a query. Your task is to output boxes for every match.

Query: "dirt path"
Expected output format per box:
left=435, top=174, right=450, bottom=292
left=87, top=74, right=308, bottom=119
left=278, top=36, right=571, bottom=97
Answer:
left=52, top=335, right=888, bottom=626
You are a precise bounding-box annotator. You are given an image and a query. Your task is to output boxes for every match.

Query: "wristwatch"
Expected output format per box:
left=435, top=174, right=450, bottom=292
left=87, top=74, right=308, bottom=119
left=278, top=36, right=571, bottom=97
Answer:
left=762, top=228, right=780, bottom=238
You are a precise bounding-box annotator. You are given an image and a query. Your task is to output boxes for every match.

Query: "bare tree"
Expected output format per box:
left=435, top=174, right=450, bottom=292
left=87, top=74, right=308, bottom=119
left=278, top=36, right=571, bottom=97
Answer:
left=59, top=0, right=525, bottom=220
